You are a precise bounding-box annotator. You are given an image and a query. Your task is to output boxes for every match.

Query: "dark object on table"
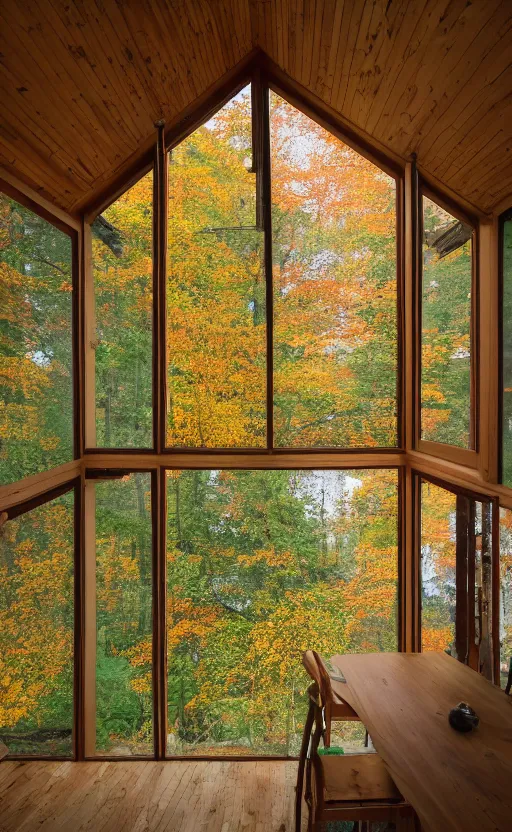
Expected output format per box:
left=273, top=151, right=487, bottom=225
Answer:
left=449, top=702, right=480, bottom=733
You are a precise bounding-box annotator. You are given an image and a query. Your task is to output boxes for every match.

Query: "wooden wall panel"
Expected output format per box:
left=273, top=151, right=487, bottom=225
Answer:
left=0, top=0, right=252, bottom=212
left=0, top=0, right=511, bottom=215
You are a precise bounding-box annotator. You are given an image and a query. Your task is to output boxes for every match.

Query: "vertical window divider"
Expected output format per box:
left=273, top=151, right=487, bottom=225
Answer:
left=153, top=467, right=167, bottom=759
left=74, top=477, right=85, bottom=760
left=491, top=497, right=500, bottom=683
left=153, top=120, right=168, bottom=757
left=82, top=219, right=97, bottom=450
left=467, top=499, right=477, bottom=669
left=154, top=121, right=168, bottom=455
left=412, top=158, right=422, bottom=450
left=74, top=225, right=84, bottom=459
left=259, top=72, right=274, bottom=451
left=83, top=477, right=97, bottom=758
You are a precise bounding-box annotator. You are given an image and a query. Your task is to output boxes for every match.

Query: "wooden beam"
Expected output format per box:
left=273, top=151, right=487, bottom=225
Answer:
left=0, top=460, right=82, bottom=512
left=83, top=480, right=96, bottom=758
left=407, top=450, right=512, bottom=510
left=479, top=217, right=499, bottom=483
left=82, top=451, right=405, bottom=470
left=0, top=168, right=81, bottom=231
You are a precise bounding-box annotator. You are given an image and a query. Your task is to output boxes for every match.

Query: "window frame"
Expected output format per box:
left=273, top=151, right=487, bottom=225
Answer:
left=415, top=178, right=479, bottom=467
left=414, top=471, right=498, bottom=680
left=161, top=462, right=404, bottom=761
left=0, top=478, right=82, bottom=761
left=498, top=207, right=512, bottom=485
left=0, top=177, right=81, bottom=466
left=2, top=53, right=508, bottom=765
left=82, top=468, right=160, bottom=760
left=83, top=69, right=405, bottom=455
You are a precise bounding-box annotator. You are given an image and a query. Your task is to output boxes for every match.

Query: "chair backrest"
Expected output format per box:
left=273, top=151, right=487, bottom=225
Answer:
left=302, top=650, right=334, bottom=707
left=506, top=657, right=512, bottom=696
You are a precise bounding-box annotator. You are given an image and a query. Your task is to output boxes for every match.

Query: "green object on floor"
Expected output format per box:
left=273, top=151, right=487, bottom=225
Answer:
left=318, top=746, right=344, bottom=755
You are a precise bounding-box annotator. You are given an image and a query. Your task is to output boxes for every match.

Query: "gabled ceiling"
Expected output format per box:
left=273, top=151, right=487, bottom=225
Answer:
left=1, top=0, right=511, bottom=216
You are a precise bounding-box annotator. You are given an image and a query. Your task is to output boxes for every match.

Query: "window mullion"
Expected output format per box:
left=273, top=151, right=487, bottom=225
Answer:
left=259, top=74, right=274, bottom=451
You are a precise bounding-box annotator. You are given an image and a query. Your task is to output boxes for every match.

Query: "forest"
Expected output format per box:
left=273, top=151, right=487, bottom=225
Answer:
left=0, top=83, right=510, bottom=756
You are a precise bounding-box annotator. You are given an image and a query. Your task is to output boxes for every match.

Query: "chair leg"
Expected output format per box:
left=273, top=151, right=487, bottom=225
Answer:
left=295, top=701, right=315, bottom=832
left=305, top=709, right=324, bottom=831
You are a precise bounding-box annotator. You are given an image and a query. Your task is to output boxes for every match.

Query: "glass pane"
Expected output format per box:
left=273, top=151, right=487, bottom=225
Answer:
left=420, top=480, right=457, bottom=653
left=166, top=468, right=398, bottom=756
left=92, top=171, right=153, bottom=448
left=0, top=491, right=74, bottom=756
left=501, top=217, right=512, bottom=484
left=95, top=473, right=153, bottom=755
left=421, top=196, right=472, bottom=447
left=0, top=193, right=73, bottom=483
left=167, top=84, right=266, bottom=448
left=270, top=93, right=398, bottom=448
left=499, top=508, right=512, bottom=689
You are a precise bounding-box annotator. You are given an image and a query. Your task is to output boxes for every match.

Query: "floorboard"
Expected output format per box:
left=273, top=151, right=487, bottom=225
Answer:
left=0, top=760, right=304, bottom=831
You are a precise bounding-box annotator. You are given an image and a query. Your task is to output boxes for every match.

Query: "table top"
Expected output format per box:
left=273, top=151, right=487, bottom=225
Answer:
left=329, top=651, right=512, bottom=832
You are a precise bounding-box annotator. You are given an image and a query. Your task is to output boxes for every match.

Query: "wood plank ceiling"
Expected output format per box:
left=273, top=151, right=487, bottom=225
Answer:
left=0, top=0, right=511, bottom=216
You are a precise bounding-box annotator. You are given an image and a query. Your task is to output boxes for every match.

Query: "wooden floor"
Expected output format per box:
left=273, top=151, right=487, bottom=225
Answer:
left=0, top=760, right=302, bottom=831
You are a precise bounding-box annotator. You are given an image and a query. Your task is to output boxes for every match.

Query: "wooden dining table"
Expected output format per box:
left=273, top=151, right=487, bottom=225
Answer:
left=329, top=651, right=512, bottom=832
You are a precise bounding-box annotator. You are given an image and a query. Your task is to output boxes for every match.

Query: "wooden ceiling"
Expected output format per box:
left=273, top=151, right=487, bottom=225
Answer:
left=1, top=0, right=511, bottom=216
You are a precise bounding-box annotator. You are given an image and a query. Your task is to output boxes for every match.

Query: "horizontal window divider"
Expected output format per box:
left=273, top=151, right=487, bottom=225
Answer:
left=0, top=460, right=81, bottom=513
left=83, top=451, right=406, bottom=470
left=84, top=447, right=158, bottom=455
left=407, top=451, right=512, bottom=510
left=416, top=440, right=478, bottom=469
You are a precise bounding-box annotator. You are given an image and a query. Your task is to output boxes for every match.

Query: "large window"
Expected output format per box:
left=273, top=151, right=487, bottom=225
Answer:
left=420, top=193, right=474, bottom=448
left=420, top=480, right=457, bottom=653
left=3, top=70, right=501, bottom=767
left=93, top=473, right=153, bottom=755
left=271, top=94, right=398, bottom=448
left=0, top=489, right=75, bottom=756
left=166, top=85, right=266, bottom=448
left=92, top=172, right=153, bottom=449
left=162, top=85, right=399, bottom=451
left=166, top=468, right=398, bottom=755
left=420, top=477, right=495, bottom=676
left=0, top=192, right=74, bottom=483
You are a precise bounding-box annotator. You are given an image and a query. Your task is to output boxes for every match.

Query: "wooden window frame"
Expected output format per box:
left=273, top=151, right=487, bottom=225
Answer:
left=2, top=51, right=511, bottom=763
left=160, top=462, right=404, bottom=761
left=415, top=178, right=479, bottom=468
left=0, top=478, right=83, bottom=761
left=414, top=471, right=499, bottom=682
left=83, top=65, right=405, bottom=456
left=82, top=468, right=161, bottom=760
left=0, top=177, right=82, bottom=465
left=498, top=208, right=512, bottom=485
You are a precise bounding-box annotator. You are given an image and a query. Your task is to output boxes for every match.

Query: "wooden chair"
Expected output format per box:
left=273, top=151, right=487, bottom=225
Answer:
left=303, top=650, right=360, bottom=746
left=296, top=650, right=362, bottom=832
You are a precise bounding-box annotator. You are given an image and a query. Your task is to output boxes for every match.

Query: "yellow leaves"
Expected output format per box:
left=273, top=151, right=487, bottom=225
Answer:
left=40, top=435, right=60, bottom=451
left=422, top=384, right=446, bottom=404
left=0, top=501, right=73, bottom=727
left=130, top=675, right=152, bottom=695
left=236, top=547, right=294, bottom=568
left=422, top=627, right=453, bottom=653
